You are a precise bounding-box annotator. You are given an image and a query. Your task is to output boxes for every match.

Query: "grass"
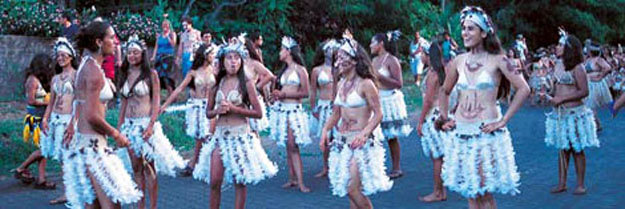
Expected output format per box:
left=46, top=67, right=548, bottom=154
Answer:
left=0, top=68, right=422, bottom=176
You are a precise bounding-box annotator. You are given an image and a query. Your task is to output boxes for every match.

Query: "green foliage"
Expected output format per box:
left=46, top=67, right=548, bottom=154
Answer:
left=110, top=11, right=159, bottom=45
left=0, top=0, right=60, bottom=37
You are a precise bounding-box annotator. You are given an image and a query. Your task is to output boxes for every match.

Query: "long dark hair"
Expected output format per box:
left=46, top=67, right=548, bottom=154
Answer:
left=472, top=23, right=509, bottom=99
left=352, top=44, right=376, bottom=81
left=373, top=33, right=398, bottom=57
left=118, top=48, right=152, bottom=99
left=245, top=38, right=262, bottom=62
left=561, top=35, right=584, bottom=71
left=588, top=42, right=601, bottom=57
left=429, top=42, right=446, bottom=86
left=215, top=52, right=250, bottom=106
left=275, top=45, right=306, bottom=90
left=75, top=21, right=111, bottom=55
left=312, top=44, right=326, bottom=68
left=24, top=53, right=53, bottom=92
left=189, top=43, right=213, bottom=90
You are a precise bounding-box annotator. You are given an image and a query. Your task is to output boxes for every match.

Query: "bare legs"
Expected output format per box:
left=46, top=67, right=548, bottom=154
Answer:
left=85, top=167, right=121, bottom=209
left=387, top=138, right=403, bottom=178
left=551, top=149, right=587, bottom=195
left=315, top=136, right=330, bottom=178
left=16, top=150, right=52, bottom=186
left=347, top=159, right=372, bottom=209
left=129, top=149, right=158, bottom=209
left=209, top=147, right=246, bottom=209
left=282, top=124, right=310, bottom=192
left=419, top=157, right=446, bottom=202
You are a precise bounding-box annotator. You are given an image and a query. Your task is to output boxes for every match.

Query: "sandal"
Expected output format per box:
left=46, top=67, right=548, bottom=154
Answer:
left=179, top=166, right=193, bottom=177
left=388, top=170, right=404, bottom=179
left=34, top=180, right=56, bottom=190
left=11, top=168, right=35, bottom=184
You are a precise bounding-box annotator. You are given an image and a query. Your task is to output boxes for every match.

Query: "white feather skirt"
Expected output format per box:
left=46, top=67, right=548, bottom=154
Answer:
left=250, top=95, right=270, bottom=132
left=40, top=113, right=71, bottom=161
left=185, top=98, right=211, bottom=139
left=310, top=99, right=334, bottom=138
left=193, top=125, right=278, bottom=185
left=268, top=102, right=311, bottom=146
left=545, top=105, right=599, bottom=152
left=327, top=128, right=393, bottom=197
left=62, top=133, right=142, bottom=209
left=441, top=119, right=520, bottom=198
left=420, top=108, right=446, bottom=158
left=584, top=78, right=613, bottom=110
left=379, top=89, right=413, bottom=139
left=118, top=117, right=186, bottom=177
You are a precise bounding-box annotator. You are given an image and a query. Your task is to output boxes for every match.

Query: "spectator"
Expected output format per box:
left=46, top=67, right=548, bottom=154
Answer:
left=176, top=17, right=201, bottom=78
left=409, top=30, right=430, bottom=86
left=57, top=12, right=78, bottom=41
left=441, top=31, right=457, bottom=64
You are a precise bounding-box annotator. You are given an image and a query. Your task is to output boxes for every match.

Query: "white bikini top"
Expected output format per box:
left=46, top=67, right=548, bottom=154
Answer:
left=334, top=81, right=367, bottom=108
left=76, top=56, right=116, bottom=102
left=121, top=79, right=150, bottom=97
left=53, top=75, right=74, bottom=95
left=317, top=70, right=332, bottom=86
left=553, top=60, right=575, bottom=85
left=376, top=54, right=391, bottom=78
left=195, top=68, right=216, bottom=88
left=280, top=70, right=300, bottom=86
left=456, top=61, right=496, bottom=91
left=215, top=80, right=243, bottom=106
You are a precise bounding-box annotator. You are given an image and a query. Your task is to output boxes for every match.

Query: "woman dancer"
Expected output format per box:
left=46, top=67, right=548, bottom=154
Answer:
left=416, top=42, right=448, bottom=202
left=150, top=17, right=177, bottom=95
left=161, top=43, right=218, bottom=177
left=584, top=42, right=613, bottom=131
left=319, top=38, right=393, bottom=209
left=438, top=6, right=529, bottom=208
left=63, top=20, right=142, bottom=209
left=12, top=54, right=54, bottom=189
left=310, top=39, right=340, bottom=178
left=243, top=36, right=275, bottom=132
left=370, top=31, right=412, bottom=179
left=269, top=36, right=312, bottom=192
left=40, top=38, right=78, bottom=204
left=193, top=41, right=277, bottom=209
left=545, top=30, right=598, bottom=195
left=117, top=35, right=185, bottom=209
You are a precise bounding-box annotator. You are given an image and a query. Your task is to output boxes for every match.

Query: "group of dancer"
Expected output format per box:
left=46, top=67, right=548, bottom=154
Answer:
left=12, top=5, right=612, bottom=209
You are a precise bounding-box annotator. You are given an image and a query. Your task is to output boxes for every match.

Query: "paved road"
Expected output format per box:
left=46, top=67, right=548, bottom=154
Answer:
left=1, top=106, right=624, bottom=209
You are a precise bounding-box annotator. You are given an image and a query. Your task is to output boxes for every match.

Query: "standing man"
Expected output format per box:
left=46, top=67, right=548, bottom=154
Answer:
left=515, top=34, right=529, bottom=63
left=441, top=31, right=457, bottom=64
left=176, top=17, right=201, bottom=78
left=409, top=31, right=430, bottom=86
left=57, top=12, right=78, bottom=41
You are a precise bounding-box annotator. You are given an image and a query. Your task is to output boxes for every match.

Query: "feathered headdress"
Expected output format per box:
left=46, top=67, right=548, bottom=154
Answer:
left=281, top=36, right=298, bottom=49
left=217, top=33, right=249, bottom=59
left=123, top=34, right=146, bottom=54
left=53, top=37, right=76, bottom=57
left=322, top=39, right=340, bottom=56
left=386, top=30, right=401, bottom=42
left=460, top=6, right=495, bottom=34
left=339, top=38, right=358, bottom=57
left=558, top=27, right=568, bottom=46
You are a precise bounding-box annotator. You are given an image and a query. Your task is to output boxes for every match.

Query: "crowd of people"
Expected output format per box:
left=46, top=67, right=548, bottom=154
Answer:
left=11, top=5, right=620, bottom=209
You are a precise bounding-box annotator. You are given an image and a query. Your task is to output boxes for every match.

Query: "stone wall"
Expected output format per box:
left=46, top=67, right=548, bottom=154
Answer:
left=0, top=35, right=161, bottom=101
left=0, top=35, right=56, bottom=100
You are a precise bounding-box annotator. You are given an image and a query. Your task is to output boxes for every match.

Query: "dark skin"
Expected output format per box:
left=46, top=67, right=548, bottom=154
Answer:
left=15, top=76, right=51, bottom=188
left=416, top=70, right=447, bottom=202
left=547, top=51, right=590, bottom=194
left=205, top=52, right=263, bottom=209
left=370, top=40, right=404, bottom=177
